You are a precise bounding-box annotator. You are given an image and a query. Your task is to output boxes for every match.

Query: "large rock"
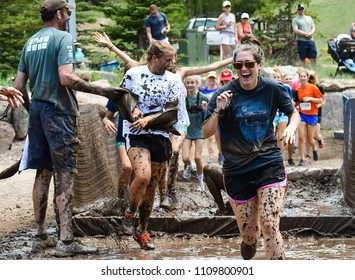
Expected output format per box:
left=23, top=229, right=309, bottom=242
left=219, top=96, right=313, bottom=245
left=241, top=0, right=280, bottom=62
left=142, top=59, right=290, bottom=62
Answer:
left=0, top=122, right=16, bottom=152
left=11, top=105, right=28, bottom=140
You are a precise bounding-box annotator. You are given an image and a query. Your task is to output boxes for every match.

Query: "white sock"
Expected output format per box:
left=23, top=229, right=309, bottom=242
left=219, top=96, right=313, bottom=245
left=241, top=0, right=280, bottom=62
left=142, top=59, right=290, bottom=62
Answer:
left=197, top=174, right=203, bottom=182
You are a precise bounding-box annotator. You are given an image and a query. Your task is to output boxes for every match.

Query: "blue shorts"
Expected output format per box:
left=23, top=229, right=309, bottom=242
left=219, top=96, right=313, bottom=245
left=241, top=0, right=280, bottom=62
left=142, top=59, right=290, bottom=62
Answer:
left=300, top=112, right=318, bottom=126
left=224, top=163, right=287, bottom=204
left=297, top=40, right=317, bottom=60
left=127, top=134, right=172, bottom=163
left=27, top=101, right=79, bottom=172
left=273, top=115, right=289, bottom=127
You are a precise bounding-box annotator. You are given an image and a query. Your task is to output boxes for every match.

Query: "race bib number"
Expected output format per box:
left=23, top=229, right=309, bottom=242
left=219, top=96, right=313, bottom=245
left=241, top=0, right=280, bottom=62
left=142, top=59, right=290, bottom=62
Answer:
left=300, top=102, right=311, bottom=111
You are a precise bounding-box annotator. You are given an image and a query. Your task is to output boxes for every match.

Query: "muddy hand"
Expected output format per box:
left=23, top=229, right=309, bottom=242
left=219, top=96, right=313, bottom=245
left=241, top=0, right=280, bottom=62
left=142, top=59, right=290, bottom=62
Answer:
left=216, top=90, right=232, bottom=111
left=130, top=117, right=149, bottom=133
left=281, top=127, right=296, bottom=144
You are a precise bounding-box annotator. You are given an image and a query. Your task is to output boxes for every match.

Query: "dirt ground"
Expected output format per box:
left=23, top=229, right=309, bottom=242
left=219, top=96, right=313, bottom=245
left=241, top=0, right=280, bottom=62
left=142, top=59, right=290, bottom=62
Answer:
left=0, top=129, right=353, bottom=260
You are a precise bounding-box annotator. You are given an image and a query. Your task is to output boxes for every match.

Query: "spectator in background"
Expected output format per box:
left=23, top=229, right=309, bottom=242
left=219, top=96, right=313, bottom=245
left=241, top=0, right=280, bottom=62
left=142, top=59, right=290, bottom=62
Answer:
left=350, top=21, right=355, bottom=40
left=144, top=4, right=170, bottom=45
left=237, top=13, right=253, bottom=42
left=219, top=68, right=234, bottom=86
left=201, top=71, right=220, bottom=164
left=294, top=68, right=323, bottom=166
left=182, top=75, right=209, bottom=191
left=216, top=1, right=237, bottom=60
left=292, top=4, right=317, bottom=69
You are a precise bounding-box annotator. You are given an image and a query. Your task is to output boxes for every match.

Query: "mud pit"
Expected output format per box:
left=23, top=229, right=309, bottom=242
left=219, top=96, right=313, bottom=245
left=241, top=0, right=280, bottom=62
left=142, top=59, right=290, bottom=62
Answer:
left=0, top=130, right=354, bottom=260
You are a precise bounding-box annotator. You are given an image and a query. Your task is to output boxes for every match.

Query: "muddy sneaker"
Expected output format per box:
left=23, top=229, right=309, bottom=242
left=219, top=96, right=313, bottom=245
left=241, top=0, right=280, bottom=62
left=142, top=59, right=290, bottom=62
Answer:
left=197, top=180, right=205, bottom=192
left=121, top=211, right=138, bottom=236
left=318, top=137, right=324, bottom=148
left=287, top=158, right=295, bottom=166
left=133, top=231, right=155, bottom=250
left=182, top=165, right=192, bottom=179
left=55, top=240, right=99, bottom=257
left=313, top=150, right=319, bottom=161
left=32, top=234, right=57, bottom=253
left=240, top=241, right=257, bottom=260
left=160, top=195, right=173, bottom=211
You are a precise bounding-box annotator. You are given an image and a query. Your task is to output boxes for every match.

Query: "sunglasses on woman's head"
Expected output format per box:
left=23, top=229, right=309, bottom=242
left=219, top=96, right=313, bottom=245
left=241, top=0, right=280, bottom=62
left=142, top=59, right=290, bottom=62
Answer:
left=232, top=60, right=257, bottom=70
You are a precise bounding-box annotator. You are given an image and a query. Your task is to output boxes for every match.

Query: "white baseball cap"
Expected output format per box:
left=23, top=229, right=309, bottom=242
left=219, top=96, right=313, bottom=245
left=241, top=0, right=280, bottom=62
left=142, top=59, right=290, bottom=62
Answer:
left=223, top=1, right=231, bottom=8
left=241, top=13, right=249, bottom=19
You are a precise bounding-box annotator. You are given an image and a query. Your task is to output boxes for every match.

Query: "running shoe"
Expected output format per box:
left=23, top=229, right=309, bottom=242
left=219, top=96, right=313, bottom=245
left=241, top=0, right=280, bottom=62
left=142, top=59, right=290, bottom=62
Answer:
left=318, top=137, right=324, bottom=148
left=240, top=241, right=257, bottom=260
left=197, top=180, right=205, bottom=192
left=298, top=159, right=306, bottom=166
left=133, top=231, right=155, bottom=250
left=305, top=154, right=312, bottom=161
left=55, top=239, right=99, bottom=257
left=160, top=195, right=173, bottom=211
left=182, top=164, right=192, bottom=179
left=313, top=150, right=319, bottom=161
left=31, top=234, right=57, bottom=253
left=287, top=158, right=295, bottom=166
left=121, top=211, right=137, bottom=235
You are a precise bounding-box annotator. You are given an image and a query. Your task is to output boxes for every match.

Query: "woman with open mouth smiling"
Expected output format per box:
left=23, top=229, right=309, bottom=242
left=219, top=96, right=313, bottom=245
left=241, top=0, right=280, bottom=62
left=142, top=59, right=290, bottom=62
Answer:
left=203, top=36, right=300, bottom=259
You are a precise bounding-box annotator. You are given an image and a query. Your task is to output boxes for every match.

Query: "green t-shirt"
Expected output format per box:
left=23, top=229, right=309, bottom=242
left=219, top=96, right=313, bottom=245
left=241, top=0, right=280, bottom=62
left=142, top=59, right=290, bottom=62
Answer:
left=18, top=27, right=79, bottom=116
left=292, top=15, right=315, bottom=42
left=185, top=92, right=209, bottom=140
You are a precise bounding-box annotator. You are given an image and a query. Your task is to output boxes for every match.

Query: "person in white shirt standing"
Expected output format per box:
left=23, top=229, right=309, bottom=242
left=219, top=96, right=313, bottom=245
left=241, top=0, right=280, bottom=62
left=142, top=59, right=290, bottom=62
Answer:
left=216, top=1, right=237, bottom=60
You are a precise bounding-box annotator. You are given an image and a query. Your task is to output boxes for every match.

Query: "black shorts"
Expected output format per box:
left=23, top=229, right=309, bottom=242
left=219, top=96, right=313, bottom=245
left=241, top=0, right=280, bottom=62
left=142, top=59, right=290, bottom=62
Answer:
left=224, top=163, right=287, bottom=204
left=128, top=134, right=172, bottom=163
left=297, top=40, right=317, bottom=60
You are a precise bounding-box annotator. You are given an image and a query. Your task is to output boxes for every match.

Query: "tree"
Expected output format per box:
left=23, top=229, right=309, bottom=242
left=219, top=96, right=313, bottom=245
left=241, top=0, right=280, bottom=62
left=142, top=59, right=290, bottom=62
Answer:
left=0, top=0, right=42, bottom=77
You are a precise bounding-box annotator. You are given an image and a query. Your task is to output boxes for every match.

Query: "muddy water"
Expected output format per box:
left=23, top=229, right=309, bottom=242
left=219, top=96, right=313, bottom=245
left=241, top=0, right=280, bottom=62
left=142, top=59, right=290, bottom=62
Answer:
left=0, top=227, right=354, bottom=260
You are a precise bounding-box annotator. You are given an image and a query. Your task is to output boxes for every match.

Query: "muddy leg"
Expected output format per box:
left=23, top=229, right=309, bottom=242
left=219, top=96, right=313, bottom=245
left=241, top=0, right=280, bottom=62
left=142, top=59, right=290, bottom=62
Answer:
left=166, top=151, right=179, bottom=198
left=127, top=147, right=151, bottom=213
left=205, top=176, right=226, bottom=214
left=230, top=199, right=260, bottom=259
left=54, top=172, right=75, bottom=241
left=157, top=162, right=168, bottom=203
left=138, top=162, right=165, bottom=231
left=204, top=165, right=226, bottom=214
left=258, top=187, right=285, bottom=260
left=33, top=169, right=53, bottom=236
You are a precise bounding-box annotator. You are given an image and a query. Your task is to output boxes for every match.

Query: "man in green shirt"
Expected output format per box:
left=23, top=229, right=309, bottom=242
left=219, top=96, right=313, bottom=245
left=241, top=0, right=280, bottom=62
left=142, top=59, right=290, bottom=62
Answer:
left=14, top=0, right=126, bottom=257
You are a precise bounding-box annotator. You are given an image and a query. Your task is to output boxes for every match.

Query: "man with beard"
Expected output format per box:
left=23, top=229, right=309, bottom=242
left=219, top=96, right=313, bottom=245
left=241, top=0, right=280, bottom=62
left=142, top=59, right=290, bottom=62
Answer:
left=14, top=0, right=128, bottom=257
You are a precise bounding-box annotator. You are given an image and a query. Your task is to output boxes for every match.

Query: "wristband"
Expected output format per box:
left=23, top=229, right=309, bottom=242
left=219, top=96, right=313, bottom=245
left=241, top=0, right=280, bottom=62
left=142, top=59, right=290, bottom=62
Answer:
left=108, top=45, right=114, bottom=51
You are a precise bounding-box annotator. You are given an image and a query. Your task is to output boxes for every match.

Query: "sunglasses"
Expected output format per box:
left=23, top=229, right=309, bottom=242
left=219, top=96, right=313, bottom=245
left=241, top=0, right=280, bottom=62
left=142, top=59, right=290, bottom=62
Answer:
left=61, top=8, right=71, bottom=16
left=232, top=60, right=257, bottom=70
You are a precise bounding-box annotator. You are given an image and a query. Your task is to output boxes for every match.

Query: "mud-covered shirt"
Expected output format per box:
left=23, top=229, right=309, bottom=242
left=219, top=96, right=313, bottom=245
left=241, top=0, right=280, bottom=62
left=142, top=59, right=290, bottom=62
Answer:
left=120, top=65, right=181, bottom=138
left=18, top=27, right=78, bottom=116
left=206, top=77, right=295, bottom=175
